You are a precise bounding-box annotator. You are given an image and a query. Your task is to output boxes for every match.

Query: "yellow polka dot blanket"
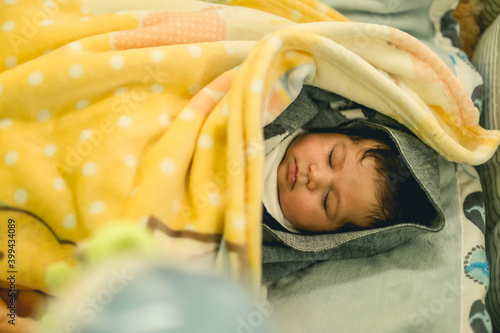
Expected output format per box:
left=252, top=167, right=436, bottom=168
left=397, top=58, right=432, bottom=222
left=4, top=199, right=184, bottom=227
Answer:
left=0, top=0, right=499, bottom=299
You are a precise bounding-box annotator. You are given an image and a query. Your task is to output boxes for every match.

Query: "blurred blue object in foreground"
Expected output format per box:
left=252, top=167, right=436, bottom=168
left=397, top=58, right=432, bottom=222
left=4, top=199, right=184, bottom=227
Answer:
left=39, top=264, right=278, bottom=333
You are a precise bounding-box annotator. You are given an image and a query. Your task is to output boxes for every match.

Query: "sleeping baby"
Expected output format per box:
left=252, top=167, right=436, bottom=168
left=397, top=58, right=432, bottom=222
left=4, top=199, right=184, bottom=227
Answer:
left=263, top=126, right=420, bottom=234
left=261, top=86, right=443, bottom=282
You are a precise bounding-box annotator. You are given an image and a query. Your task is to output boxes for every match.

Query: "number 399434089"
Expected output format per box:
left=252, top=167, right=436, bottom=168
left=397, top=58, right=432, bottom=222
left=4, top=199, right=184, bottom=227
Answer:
left=7, top=218, right=15, bottom=266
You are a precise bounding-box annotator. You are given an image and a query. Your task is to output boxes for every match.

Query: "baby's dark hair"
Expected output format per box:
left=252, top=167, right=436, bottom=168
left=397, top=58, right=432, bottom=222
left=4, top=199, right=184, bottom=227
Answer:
left=310, top=125, right=425, bottom=232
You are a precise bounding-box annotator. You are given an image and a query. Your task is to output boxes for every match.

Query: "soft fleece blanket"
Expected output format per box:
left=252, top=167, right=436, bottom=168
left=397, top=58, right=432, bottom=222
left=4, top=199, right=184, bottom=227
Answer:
left=0, top=0, right=499, bottom=301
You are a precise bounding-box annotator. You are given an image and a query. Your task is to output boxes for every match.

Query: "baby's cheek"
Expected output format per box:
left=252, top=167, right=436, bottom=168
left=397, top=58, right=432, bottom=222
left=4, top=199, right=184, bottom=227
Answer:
left=281, top=193, right=307, bottom=222
left=279, top=194, right=294, bottom=219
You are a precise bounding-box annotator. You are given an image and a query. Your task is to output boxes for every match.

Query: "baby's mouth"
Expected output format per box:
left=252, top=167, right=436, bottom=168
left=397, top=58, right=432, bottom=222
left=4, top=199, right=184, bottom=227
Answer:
left=288, top=159, right=298, bottom=190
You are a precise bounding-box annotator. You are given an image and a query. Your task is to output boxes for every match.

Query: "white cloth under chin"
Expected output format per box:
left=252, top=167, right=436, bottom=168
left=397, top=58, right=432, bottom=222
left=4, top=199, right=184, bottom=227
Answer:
left=262, top=130, right=305, bottom=234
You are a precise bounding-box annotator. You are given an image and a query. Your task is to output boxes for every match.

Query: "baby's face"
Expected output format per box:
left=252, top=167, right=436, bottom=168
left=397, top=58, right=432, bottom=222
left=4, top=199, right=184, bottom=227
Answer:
left=277, top=132, right=383, bottom=233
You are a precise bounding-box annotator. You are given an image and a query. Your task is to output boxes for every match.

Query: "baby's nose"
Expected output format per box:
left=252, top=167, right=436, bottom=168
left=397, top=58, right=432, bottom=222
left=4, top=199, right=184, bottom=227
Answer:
left=306, top=164, right=327, bottom=190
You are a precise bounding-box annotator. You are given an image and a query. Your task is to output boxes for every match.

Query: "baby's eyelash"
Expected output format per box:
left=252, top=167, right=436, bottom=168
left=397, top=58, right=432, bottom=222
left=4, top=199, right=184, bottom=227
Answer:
left=327, top=149, right=333, bottom=167
left=322, top=191, right=329, bottom=212
left=322, top=148, right=333, bottom=213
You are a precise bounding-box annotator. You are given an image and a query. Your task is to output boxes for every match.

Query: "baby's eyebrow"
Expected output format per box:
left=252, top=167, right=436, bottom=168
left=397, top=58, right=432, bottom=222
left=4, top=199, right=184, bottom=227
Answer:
left=339, top=142, right=347, bottom=168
